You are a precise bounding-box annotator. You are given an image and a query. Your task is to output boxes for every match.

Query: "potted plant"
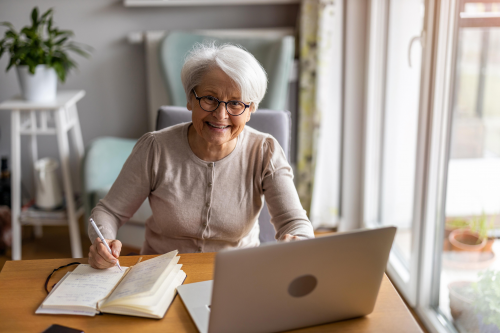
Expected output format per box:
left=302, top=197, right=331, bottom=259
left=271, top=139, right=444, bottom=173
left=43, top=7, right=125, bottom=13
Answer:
left=470, top=213, right=496, bottom=253
left=445, top=217, right=470, bottom=239
left=448, top=280, right=478, bottom=333
left=449, top=228, right=486, bottom=252
left=473, top=270, right=500, bottom=333
left=444, top=217, right=470, bottom=251
left=0, top=7, right=91, bottom=102
left=448, top=270, right=500, bottom=333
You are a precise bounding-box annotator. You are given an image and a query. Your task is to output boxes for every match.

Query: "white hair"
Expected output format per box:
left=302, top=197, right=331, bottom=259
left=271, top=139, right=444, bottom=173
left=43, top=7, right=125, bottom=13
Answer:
left=181, top=42, right=268, bottom=111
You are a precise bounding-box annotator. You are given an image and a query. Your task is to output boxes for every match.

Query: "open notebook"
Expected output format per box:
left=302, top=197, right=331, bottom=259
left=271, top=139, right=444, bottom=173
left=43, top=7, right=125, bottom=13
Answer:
left=36, top=250, right=186, bottom=319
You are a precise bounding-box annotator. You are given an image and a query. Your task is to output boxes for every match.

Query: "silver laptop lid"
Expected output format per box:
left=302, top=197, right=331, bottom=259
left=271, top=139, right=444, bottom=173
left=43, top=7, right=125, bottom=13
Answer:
left=208, top=226, right=396, bottom=333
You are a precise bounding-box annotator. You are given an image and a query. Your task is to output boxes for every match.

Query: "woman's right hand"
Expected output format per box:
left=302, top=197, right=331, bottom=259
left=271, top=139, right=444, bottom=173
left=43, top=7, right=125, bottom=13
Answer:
left=88, top=238, right=122, bottom=269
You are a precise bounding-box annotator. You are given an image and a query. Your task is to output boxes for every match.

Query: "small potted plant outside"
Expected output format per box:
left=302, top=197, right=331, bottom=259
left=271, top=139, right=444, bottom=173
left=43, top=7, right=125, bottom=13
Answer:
left=472, top=270, right=500, bottom=333
left=447, top=214, right=495, bottom=252
left=445, top=217, right=470, bottom=239
left=0, top=7, right=91, bottom=102
left=449, top=228, right=486, bottom=252
left=470, top=213, right=496, bottom=253
left=448, top=280, right=478, bottom=332
left=444, top=218, right=470, bottom=251
left=448, top=270, right=500, bottom=333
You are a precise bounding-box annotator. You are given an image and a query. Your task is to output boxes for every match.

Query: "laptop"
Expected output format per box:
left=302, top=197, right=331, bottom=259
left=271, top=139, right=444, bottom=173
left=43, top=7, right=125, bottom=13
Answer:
left=177, top=226, right=396, bottom=333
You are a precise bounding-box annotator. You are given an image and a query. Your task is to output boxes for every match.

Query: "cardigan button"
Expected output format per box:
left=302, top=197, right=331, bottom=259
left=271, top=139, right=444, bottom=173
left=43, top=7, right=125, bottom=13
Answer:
left=208, top=182, right=213, bottom=187
left=208, top=163, right=214, bottom=168
left=206, top=202, right=210, bottom=208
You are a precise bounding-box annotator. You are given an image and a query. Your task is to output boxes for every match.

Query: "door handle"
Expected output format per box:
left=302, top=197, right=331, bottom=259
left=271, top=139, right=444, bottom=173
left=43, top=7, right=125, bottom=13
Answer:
left=408, top=31, right=426, bottom=68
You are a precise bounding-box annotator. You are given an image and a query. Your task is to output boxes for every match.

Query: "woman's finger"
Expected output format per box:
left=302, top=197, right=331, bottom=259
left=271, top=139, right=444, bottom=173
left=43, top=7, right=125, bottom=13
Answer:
left=95, top=238, right=118, bottom=264
left=283, top=234, right=301, bottom=242
left=89, top=247, right=113, bottom=269
left=109, top=239, right=122, bottom=258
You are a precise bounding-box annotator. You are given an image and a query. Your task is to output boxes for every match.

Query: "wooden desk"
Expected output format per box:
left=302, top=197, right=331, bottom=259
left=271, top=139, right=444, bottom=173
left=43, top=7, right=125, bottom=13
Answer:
left=0, top=253, right=423, bottom=332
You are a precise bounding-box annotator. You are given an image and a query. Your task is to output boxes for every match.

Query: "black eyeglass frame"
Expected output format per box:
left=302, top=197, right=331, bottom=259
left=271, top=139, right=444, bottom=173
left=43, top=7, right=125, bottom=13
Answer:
left=192, top=89, right=250, bottom=116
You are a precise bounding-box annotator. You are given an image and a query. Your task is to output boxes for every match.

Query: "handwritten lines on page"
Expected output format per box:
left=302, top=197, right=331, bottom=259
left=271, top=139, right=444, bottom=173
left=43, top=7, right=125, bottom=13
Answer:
left=41, top=264, right=128, bottom=311
left=36, top=272, right=97, bottom=316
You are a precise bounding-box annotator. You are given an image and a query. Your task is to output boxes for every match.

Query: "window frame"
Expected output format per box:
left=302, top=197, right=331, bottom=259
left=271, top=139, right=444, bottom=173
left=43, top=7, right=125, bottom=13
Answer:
left=364, top=0, right=434, bottom=307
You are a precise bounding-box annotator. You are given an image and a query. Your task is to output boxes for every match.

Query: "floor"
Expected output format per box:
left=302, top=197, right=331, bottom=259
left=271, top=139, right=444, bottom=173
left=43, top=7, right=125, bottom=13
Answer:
left=0, top=226, right=429, bottom=333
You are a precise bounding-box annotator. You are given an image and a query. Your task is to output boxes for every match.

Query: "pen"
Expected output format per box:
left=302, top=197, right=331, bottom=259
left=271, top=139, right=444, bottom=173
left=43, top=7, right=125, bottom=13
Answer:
left=90, top=218, right=122, bottom=271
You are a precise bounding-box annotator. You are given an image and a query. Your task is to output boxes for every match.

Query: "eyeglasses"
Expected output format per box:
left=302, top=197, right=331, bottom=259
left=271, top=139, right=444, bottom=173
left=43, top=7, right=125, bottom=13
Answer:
left=193, top=90, right=250, bottom=116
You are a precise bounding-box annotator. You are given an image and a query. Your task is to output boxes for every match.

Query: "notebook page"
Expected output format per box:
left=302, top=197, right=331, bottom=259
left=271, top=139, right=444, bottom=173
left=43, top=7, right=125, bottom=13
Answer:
left=100, top=267, right=187, bottom=319
left=105, top=251, right=178, bottom=302
left=123, top=264, right=183, bottom=309
left=37, top=272, right=98, bottom=316
left=42, top=264, right=128, bottom=308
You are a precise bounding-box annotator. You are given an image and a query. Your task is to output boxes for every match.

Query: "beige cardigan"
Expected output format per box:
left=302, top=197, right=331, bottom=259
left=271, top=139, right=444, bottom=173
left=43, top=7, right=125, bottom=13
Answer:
left=89, top=122, right=314, bottom=254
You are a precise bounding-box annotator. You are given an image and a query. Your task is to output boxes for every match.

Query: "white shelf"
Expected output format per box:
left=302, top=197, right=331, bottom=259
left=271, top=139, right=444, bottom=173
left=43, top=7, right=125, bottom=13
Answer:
left=124, top=0, right=299, bottom=6
left=20, top=207, right=84, bottom=226
left=0, top=90, right=85, bottom=111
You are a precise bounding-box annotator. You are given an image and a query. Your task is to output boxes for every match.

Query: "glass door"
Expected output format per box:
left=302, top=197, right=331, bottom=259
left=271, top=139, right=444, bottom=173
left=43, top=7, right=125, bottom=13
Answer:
left=418, top=1, right=500, bottom=332
left=365, top=0, right=431, bottom=306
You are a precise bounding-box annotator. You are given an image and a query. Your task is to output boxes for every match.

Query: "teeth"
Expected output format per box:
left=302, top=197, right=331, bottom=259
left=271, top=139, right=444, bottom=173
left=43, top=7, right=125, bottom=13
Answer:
left=208, top=122, right=228, bottom=129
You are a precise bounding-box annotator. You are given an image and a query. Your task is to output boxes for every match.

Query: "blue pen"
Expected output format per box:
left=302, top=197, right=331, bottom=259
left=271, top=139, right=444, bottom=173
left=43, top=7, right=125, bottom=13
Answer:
left=90, top=218, right=122, bottom=271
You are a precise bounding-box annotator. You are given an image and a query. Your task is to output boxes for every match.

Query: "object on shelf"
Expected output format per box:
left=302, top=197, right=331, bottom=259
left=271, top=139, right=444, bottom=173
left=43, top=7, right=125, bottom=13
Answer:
left=34, top=158, right=63, bottom=210
left=0, top=206, right=12, bottom=254
left=0, top=7, right=91, bottom=101
left=20, top=196, right=81, bottom=222
left=0, top=157, right=11, bottom=208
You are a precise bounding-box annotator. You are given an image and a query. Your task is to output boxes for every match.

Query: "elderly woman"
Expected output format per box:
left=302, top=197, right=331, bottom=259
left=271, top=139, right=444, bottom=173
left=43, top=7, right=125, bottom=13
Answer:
left=88, top=43, right=314, bottom=269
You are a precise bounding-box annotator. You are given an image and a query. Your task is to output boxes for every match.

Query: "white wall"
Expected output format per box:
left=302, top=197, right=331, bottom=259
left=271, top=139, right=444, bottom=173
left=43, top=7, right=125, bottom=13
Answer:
left=0, top=0, right=299, bottom=196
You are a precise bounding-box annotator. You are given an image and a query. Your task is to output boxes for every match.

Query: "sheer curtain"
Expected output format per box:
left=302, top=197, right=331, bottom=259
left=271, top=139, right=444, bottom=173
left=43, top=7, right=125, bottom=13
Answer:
left=296, top=0, right=342, bottom=229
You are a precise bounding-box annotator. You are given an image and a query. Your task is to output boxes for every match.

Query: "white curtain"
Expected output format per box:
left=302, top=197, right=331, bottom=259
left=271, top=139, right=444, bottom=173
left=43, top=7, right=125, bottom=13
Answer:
left=297, top=0, right=343, bottom=229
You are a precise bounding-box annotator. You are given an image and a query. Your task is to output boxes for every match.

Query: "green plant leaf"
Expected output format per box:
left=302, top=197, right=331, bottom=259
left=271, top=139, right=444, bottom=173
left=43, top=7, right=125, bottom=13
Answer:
left=52, top=61, right=65, bottom=82
left=473, top=270, right=500, bottom=329
left=31, top=7, right=39, bottom=28
left=40, top=8, right=53, bottom=22
left=0, top=22, right=16, bottom=30
left=6, top=56, right=16, bottom=71
left=5, top=30, right=18, bottom=39
left=54, top=37, right=68, bottom=46
left=13, top=46, right=30, bottom=60
left=47, top=17, right=53, bottom=34
left=55, top=29, right=74, bottom=38
left=66, top=43, right=92, bottom=58
left=21, top=27, right=37, bottom=39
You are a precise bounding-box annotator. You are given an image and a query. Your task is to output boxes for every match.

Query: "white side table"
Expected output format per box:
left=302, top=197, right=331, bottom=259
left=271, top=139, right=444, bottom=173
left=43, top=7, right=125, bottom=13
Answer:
left=0, top=90, right=86, bottom=260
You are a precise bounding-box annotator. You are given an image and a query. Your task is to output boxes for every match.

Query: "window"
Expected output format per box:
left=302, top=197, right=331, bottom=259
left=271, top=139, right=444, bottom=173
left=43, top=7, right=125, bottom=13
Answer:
left=366, top=0, right=500, bottom=332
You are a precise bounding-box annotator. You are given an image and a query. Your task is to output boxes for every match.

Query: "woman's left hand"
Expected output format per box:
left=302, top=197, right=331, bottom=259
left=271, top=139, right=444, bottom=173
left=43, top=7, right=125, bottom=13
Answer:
left=282, top=234, right=301, bottom=242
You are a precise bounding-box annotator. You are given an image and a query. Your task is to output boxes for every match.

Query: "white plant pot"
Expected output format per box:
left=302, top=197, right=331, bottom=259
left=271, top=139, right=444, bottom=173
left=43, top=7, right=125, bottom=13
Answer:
left=16, top=65, right=57, bottom=102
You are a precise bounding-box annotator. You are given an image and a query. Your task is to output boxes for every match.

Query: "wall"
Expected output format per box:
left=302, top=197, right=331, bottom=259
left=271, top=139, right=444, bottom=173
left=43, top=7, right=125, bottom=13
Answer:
left=0, top=0, right=299, bottom=197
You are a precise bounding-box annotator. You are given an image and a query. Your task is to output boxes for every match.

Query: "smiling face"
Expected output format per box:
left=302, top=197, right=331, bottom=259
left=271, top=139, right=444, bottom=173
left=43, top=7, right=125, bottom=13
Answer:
left=187, top=67, right=252, bottom=159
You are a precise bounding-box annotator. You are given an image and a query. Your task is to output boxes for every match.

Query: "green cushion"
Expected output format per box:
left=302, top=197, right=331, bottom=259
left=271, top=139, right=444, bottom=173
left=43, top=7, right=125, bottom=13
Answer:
left=82, top=137, right=137, bottom=192
left=82, top=137, right=137, bottom=222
